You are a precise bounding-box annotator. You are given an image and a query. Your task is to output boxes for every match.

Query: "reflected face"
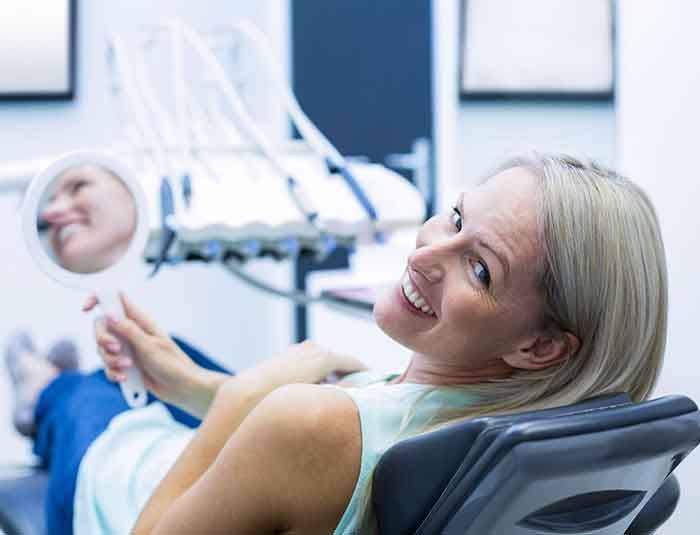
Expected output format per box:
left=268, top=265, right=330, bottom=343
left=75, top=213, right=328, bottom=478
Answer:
left=40, top=164, right=137, bottom=274
left=373, top=167, right=546, bottom=371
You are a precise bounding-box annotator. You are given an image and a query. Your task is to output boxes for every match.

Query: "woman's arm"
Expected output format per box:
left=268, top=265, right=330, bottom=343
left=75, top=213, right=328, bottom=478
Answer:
left=131, top=341, right=364, bottom=533
left=87, top=294, right=367, bottom=532
left=87, top=293, right=227, bottom=418
left=88, top=294, right=367, bottom=419
left=135, top=383, right=361, bottom=535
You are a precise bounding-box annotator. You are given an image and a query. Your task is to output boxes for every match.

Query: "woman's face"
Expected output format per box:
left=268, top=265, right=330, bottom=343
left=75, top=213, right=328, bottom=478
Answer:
left=374, top=167, right=546, bottom=372
left=40, top=164, right=137, bottom=274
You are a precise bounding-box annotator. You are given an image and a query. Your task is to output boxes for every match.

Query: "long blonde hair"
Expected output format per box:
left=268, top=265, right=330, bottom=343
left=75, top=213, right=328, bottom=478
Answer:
left=359, top=153, right=669, bottom=531
left=441, top=153, right=668, bottom=417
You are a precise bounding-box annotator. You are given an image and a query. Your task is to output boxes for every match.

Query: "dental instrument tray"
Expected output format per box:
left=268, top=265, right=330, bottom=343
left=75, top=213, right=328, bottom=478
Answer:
left=137, top=151, right=426, bottom=264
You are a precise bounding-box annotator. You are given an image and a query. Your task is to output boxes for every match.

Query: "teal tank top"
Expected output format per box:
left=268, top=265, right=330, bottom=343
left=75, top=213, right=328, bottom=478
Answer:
left=73, top=371, right=477, bottom=534
left=333, top=371, right=479, bottom=534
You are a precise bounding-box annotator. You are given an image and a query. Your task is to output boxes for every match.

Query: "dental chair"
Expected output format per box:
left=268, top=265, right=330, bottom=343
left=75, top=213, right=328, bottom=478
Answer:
left=373, top=393, right=699, bottom=534
left=0, top=395, right=697, bottom=535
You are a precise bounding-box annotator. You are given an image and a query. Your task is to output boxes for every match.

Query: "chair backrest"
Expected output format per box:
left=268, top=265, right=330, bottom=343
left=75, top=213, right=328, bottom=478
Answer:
left=373, top=392, right=631, bottom=534
left=374, top=395, right=700, bottom=535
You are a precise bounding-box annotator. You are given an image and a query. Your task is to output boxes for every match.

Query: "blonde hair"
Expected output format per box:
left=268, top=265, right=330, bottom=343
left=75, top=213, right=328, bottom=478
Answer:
left=445, top=153, right=668, bottom=415
left=358, top=153, right=669, bottom=531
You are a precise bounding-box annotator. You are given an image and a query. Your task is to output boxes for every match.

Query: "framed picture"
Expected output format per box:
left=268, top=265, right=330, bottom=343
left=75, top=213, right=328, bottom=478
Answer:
left=460, top=0, right=614, bottom=100
left=0, top=0, right=76, bottom=100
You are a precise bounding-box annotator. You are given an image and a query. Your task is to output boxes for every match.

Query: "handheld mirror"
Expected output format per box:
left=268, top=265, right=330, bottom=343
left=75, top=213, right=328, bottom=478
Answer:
left=22, top=151, right=150, bottom=407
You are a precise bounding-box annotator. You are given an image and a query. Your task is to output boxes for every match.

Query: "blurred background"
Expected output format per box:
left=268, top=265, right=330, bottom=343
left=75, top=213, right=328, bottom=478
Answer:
left=0, top=1, right=696, bottom=533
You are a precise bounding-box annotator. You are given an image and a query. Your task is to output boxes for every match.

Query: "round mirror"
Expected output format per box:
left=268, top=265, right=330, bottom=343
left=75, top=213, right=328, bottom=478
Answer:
left=38, top=163, right=137, bottom=273
left=23, top=151, right=149, bottom=291
left=22, top=150, right=150, bottom=407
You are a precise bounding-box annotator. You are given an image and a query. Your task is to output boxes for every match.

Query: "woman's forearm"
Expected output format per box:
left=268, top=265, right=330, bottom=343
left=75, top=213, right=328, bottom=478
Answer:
left=171, top=367, right=230, bottom=420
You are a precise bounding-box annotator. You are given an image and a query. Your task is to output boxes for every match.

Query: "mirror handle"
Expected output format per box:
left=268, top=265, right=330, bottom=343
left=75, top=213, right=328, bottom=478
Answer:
left=98, top=292, right=148, bottom=408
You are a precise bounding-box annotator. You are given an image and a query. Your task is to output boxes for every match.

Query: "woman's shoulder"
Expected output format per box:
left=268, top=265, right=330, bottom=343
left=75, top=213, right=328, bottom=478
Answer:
left=246, top=384, right=363, bottom=532
left=260, top=383, right=361, bottom=444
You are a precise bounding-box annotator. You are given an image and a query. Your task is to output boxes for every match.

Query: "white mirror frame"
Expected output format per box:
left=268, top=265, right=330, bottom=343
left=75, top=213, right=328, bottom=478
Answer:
left=21, top=150, right=150, bottom=292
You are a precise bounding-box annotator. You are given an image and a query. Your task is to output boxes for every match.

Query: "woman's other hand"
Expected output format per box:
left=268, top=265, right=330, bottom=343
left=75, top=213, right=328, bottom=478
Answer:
left=252, top=340, right=368, bottom=387
left=83, top=293, right=223, bottom=414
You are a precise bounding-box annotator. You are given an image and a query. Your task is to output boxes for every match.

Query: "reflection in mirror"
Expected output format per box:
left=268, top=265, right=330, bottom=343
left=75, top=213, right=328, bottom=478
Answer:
left=37, top=164, right=137, bottom=274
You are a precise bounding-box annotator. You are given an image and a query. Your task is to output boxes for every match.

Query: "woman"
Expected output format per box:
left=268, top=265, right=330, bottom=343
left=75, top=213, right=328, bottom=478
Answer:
left=40, top=163, right=137, bottom=274
left=5, top=153, right=667, bottom=534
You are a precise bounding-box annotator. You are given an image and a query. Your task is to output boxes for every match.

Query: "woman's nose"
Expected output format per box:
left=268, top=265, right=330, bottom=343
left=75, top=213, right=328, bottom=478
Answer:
left=408, top=239, right=452, bottom=283
left=41, top=197, right=71, bottom=225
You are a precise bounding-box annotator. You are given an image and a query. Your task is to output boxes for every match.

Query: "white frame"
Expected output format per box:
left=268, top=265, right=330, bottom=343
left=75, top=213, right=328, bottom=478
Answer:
left=21, top=150, right=149, bottom=292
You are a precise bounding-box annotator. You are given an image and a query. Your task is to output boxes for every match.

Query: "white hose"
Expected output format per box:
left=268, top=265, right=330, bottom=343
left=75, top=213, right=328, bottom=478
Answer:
left=109, top=36, right=168, bottom=174
left=222, top=19, right=346, bottom=167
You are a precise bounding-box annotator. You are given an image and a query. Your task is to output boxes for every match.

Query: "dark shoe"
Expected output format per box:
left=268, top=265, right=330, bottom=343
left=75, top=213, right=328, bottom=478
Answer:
left=46, top=339, right=80, bottom=371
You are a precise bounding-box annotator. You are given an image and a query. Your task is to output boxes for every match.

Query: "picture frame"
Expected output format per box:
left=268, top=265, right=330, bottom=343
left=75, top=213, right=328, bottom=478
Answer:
left=460, top=0, right=615, bottom=100
left=0, top=0, right=77, bottom=100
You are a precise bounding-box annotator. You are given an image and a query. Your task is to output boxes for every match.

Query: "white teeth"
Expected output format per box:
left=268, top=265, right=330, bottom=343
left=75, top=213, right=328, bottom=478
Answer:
left=401, top=274, right=436, bottom=317
left=58, top=223, right=83, bottom=243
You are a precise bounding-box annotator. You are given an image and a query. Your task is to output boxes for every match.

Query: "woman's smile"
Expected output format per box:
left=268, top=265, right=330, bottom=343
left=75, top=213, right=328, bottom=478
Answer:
left=50, top=219, right=89, bottom=254
left=399, top=271, right=437, bottom=318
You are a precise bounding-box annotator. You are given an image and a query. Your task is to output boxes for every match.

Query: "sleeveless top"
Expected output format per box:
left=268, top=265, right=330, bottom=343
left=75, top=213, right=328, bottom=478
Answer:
left=332, top=371, right=478, bottom=534
left=73, top=371, right=478, bottom=534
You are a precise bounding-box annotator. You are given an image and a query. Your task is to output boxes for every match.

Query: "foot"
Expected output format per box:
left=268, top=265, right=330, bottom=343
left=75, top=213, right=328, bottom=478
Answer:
left=46, top=338, right=80, bottom=371
left=4, top=331, right=59, bottom=437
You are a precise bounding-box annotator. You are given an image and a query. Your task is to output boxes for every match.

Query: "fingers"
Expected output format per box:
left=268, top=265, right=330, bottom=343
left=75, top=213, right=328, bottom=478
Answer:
left=330, top=352, right=369, bottom=373
left=97, top=331, right=133, bottom=383
left=94, top=317, right=127, bottom=382
left=119, top=293, right=162, bottom=336
left=105, top=366, right=128, bottom=383
left=106, top=315, right=151, bottom=355
left=82, top=294, right=99, bottom=312
left=103, top=353, right=133, bottom=382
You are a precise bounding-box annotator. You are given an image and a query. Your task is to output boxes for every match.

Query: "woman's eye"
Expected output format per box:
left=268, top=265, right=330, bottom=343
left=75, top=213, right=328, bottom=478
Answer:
left=71, top=180, right=87, bottom=194
left=473, top=260, right=491, bottom=288
left=451, top=206, right=462, bottom=232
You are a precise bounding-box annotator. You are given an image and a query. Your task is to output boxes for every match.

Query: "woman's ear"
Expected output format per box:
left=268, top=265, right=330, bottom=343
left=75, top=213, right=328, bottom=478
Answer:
left=502, top=330, right=580, bottom=371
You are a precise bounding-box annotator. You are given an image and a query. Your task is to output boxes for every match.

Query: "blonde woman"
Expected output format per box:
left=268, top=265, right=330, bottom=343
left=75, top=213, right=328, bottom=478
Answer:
left=4, top=154, right=667, bottom=534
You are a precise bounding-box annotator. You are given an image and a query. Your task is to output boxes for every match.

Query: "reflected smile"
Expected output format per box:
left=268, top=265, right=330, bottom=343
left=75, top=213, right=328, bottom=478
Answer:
left=50, top=220, right=89, bottom=251
left=57, top=222, right=85, bottom=243
left=401, top=273, right=436, bottom=317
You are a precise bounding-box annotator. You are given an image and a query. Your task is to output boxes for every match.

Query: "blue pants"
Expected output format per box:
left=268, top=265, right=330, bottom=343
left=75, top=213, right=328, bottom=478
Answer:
left=32, top=337, right=232, bottom=535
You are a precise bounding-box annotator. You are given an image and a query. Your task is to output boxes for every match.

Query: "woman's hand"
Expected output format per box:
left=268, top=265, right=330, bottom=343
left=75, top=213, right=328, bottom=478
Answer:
left=84, top=293, right=225, bottom=414
left=249, top=340, right=369, bottom=388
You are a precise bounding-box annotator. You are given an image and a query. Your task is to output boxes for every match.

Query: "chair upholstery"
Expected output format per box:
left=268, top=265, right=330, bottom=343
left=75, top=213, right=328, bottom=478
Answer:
left=373, top=395, right=700, bottom=535
left=373, top=392, right=631, bottom=534
left=625, top=474, right=680, bottom=535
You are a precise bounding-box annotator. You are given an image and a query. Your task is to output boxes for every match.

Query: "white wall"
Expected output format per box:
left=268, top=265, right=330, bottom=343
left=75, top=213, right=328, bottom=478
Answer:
left=617, top=2, right=700, bottom=532
left=0, top=0, right=292, bottom=464
left=451, top=3, right=616, bottom=200
left=454, top=100, right=616, bottom=196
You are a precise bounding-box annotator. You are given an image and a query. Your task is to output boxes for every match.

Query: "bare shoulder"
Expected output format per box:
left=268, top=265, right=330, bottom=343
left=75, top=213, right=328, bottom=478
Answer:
left=249, top=384, right=362, bottom=532
left=260, top=383, right=361, bottom=442
left=251, top=384, right=363, bottom=480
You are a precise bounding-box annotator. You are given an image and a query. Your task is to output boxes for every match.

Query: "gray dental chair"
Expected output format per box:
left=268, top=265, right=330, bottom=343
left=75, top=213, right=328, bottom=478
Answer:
left=1, top=395, right=698, bottom=535
left=373, top=393, right=700, bottom=534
